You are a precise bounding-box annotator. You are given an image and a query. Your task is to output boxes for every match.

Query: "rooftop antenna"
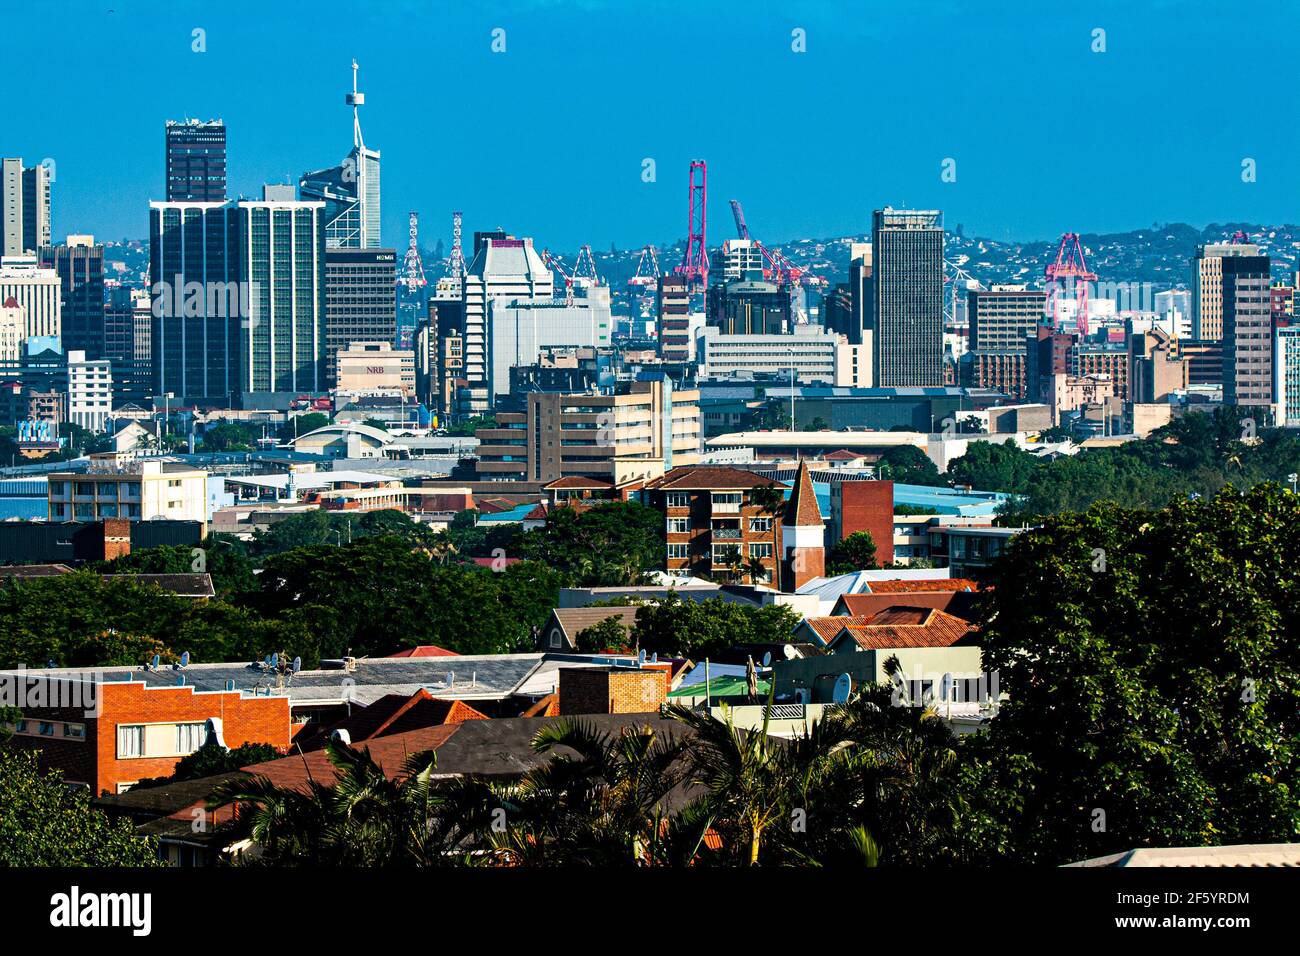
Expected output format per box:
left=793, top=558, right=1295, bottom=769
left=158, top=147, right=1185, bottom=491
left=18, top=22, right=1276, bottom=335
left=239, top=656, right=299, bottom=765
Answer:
left=346, top=59, right=366, bottom=150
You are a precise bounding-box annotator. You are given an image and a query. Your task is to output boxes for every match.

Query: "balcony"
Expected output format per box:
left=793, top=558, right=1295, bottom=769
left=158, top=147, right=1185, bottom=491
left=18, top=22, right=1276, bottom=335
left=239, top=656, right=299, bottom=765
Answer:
left=711, top=527, right=742, bottom=541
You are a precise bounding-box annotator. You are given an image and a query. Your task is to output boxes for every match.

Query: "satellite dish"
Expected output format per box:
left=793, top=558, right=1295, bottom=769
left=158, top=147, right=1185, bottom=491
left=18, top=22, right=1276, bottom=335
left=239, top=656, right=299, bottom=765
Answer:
left=638, top=648, right=647, bottom=663
left=783, top=643, right=798, bottom=660
left=292, top=656, right=302, bottom=673
left=264, top=655, right=272, bottom=667
left=831, top=672, right=852, bottom=704
left=650, top=652, right=658, bottom=663
left=761, top=651, right=772, bottom=667
left=150, top=654, right=161, bottom=671
left=180, top=651, right=190, bottom=668
left=270, top=652, right=279, bottom=668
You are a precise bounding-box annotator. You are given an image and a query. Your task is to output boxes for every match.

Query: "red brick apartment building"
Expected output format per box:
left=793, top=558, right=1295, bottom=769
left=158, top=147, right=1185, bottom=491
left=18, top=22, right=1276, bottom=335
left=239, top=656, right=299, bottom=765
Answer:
left=3, top=674, right=291, bottom=795
left=829, top=479, right=895, bottom=566
left=643, top=466, right=787, bottom=585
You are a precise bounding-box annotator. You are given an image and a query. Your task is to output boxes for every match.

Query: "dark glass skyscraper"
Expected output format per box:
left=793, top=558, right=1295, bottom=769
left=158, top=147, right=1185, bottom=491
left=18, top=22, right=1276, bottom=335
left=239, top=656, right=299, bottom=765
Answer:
left=39, top=238, right=104, bottom=358
left=872, top=208, right=944, bottom=387
left=165, top=119, right=227, bottom=202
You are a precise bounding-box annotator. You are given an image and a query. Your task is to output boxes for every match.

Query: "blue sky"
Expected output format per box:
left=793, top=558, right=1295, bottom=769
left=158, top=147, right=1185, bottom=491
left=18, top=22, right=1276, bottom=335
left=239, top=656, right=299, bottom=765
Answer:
left=5, top=0, right=1297, bottom=251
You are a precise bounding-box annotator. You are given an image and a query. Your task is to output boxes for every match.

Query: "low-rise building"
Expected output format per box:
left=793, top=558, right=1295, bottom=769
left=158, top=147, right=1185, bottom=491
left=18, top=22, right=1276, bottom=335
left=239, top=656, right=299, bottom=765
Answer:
left=47, top=460, right=209, bottom=530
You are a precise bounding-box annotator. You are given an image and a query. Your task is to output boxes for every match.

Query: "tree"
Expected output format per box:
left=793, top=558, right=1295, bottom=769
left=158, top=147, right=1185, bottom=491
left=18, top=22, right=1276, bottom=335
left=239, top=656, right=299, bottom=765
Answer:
left=631, top=595, right=801, bottom=659
left=876, top=445, right=945, bottom=486
left=208, top=738, right=443, bottom=867
left=748, top=483, right=786, bottom=587
left=827, top=530, right=878, bottom=575
left=575, top=615, right=631, bottom=653
left=0, top=749, right=163, bottom=866
left=963, top=484, right=1300, bottom=865
left=200, top=422, right=258, bottom=452
left=277, top=413, right=329, bottom=443
left=517, top=501, right=664, bottom=585
left=946, top=439, right=1037, bottom=494
left=129, top=739, right=283, bottom=791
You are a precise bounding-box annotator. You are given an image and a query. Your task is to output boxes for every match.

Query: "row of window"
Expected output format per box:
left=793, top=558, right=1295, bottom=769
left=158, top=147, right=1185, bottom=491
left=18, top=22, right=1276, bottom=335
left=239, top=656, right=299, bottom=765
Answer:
left=668, top=542, right=773, bottom=560
left=7, top=719, right=85, bottom=740
left=117, top=722, right=208, bottom=759
left=667, top=516, right=772, bottom=534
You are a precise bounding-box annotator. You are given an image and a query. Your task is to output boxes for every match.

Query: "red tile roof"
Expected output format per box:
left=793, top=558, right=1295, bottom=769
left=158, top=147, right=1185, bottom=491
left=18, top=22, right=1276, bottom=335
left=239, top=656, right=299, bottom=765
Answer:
left=832, top=607, right=977, bottom=651
left=520, top=694, right=559, bottom=718
left=242, top=724, right=463, bottom=791
left=785, top=460, right=823, bottom=526
left=835, top=590, right=979, bottom=622
left=823, top=449, right=862, bottom=461
left=802, top=615, right=875, bottom=643
left=387, top=645, right=461, bottom=658
left=865, top=577, right=980, bottom=594
left=544, top=476, right=613, bottom=489
left=645, top=466, right=787, bottom=492
left=298, top=689, right=487, bottom=752
left=470, top=556, right=522, bottom=568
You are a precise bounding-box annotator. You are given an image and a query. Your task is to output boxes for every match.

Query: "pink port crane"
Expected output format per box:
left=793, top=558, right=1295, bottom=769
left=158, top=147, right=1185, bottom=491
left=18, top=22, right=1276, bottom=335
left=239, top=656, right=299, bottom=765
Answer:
left=1044, top=232, right=1097, bottom=336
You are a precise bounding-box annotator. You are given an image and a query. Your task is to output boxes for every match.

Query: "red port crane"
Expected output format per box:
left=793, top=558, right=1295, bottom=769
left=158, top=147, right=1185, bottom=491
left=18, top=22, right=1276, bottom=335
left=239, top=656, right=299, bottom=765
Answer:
left=1045, top=232, right=1097, bottom=336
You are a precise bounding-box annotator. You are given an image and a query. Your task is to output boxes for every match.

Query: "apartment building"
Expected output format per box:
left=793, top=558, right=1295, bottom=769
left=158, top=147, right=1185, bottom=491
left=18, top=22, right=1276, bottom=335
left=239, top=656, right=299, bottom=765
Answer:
left=47, top=460, right=208, bottom=529
left=475, top=378, right=701, bottom=485
left=642, top=465, right=788, bottom=584
left=66, top=349, right=113, bottom=432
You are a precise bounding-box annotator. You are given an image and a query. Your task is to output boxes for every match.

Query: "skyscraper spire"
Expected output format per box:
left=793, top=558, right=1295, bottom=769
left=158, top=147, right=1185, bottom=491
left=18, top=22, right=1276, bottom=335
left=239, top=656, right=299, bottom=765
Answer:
left=346, top=59, right=366, bottom=150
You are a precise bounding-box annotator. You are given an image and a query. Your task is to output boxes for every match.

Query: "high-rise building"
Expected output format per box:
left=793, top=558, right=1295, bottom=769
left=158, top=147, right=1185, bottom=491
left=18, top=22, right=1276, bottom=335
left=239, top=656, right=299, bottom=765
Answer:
left=164, top=120, right=227, bottom=202
left=298, top=62, right=380, bottom=249
left=323, top=247, right=397, bottom=386
left=1192, top=242, right=1261, bottom=342
left=710, top=239, right=765, bottom=282
left=1, top=159, right=51, bottom=257
left=487, top=286, right=613, bottom=403
left=967, top=285, right=1046, bottom=399
left=657, top=274, right=691, bottom=363
left=40, top=236, right=104, bottom=358
left=104, top=286, right=152, bottom=405
left=1274, top=325, right=1300, bottom=426
left=0, top=256, right=61, bottom=339
left=705, top=278, right=790, bottom=335
left=460, top=236, right=553, bottom=416
left=872, top=208, right=944, bottom=386
left=1220, top=253, right=1273, bottom=408
left=149, top=192, right=326, bottom=404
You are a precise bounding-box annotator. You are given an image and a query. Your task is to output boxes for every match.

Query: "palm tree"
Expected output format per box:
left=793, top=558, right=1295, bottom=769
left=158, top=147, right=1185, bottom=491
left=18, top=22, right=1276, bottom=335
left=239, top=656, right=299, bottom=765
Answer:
left=453, top=719, right=692, bottom=866
left=665, top=701, right=789, bottom=865
left=718, top=544, right=744, bottom=584
left=744, top=555, right=770, bottom=586
left=208, top=737, right=447, bottom=866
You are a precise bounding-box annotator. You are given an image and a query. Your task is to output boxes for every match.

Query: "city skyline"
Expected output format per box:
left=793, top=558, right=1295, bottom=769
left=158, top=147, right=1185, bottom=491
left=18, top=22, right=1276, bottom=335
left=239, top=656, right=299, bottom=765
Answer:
left=3, top=0, right=1298, bottom=251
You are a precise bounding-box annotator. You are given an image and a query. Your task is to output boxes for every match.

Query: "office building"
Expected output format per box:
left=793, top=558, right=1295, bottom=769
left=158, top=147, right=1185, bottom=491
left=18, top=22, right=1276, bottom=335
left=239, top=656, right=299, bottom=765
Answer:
left=1220, top=253, right=1273, bottom=407
left=298, top=62, right=380, bottom=249
left=706, top=278, right=790, bottom=335
left=104, top=286, right=152, bottom=405
left=873, top=208, right=944, bottom=386
left=966, top=285, right=1046, bottom=399
left=1192, top=242, right=1261, bottom=341
left=1, top=158, right=51, bottom=256
left=0, top=256, right=61, bottom=339
left=1274, top=325, right=1300, bottom=426
left=164, top=119, right=227, bottom=202
left=475, top=378, right=701, bottom=484
left=1129, top=327, right=1187, bottom=404
left=336, top=341, right=415, bottom=396
left=487, top=287, right=612, bottom=403
left=710, top=238, right=766, bottom=282
left=323, top=247, right=397, bottom=386
left=149, top=193, right=326, bottom=404
left=39, top=236, right=104, bottom=357
left=461, top=236, right=553, bottom=415
left=66, top=349, right=113, bottom=432
left=696, top=324, right=861, bottom=385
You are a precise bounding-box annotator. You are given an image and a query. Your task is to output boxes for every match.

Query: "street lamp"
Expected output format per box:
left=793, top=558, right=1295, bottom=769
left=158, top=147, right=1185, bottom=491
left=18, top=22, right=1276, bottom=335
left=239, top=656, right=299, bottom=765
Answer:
left=1289, top=473, right=1298, bottom=495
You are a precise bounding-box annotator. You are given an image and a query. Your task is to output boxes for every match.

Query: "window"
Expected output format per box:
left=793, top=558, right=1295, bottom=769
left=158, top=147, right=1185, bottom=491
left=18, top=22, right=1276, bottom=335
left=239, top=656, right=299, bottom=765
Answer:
left=749, top=517, right=773, bottom=534
left=65, top=723, right=85, bottom=739
left=666, top=518, right=690, bottom=534
left=749, top=543, right=773, bottom=559
left=117, top=724, right=144, bottom=758
left=666, top=492, right=690, bottom=508
left=667, top=543, right=689, bottom=560
left=38, top=722, right=56, bottom=736
left=176, top=722, right=207, bottom=754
